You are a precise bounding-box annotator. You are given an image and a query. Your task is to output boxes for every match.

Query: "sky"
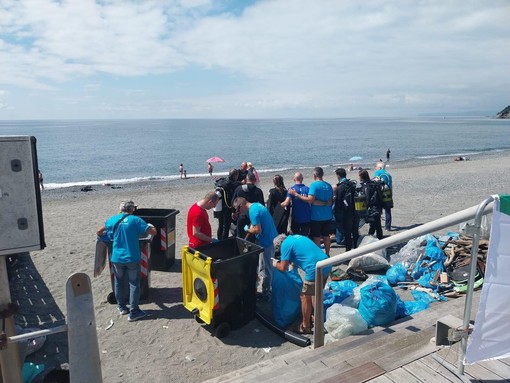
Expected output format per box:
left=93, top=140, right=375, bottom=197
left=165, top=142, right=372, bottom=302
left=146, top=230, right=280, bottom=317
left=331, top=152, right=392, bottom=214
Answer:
left=0, top=0, right=509, bottom=119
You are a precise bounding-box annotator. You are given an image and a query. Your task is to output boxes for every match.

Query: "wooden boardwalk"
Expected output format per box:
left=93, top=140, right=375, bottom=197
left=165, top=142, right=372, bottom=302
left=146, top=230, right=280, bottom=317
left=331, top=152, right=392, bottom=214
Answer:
left=203, top=291, right=510, bottom=383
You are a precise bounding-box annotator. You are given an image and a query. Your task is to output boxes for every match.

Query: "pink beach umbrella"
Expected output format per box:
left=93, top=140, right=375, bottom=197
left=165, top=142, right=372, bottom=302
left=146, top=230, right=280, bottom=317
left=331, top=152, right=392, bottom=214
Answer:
left=206, top=156, right=225, bottom=163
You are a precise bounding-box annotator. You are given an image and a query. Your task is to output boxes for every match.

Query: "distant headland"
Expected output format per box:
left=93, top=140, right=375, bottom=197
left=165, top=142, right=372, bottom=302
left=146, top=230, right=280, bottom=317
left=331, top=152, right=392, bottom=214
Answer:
left=496, top=105, right=510, bottom=119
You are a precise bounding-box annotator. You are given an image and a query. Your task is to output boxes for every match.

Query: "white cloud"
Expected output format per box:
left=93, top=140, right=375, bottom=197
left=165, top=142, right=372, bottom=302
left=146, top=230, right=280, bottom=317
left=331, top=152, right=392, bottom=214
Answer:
left=0, top=0, right=509, bottom=118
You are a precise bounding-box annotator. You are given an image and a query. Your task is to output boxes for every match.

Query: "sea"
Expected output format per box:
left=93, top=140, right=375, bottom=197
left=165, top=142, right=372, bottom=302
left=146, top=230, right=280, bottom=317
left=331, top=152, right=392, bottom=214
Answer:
left=0, top=118, right=508, bottom=190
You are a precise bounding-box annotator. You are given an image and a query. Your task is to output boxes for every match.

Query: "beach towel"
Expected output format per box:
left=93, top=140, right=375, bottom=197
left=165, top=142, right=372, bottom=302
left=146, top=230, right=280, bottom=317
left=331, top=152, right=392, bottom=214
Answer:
left=465, top=195, right=510, bottom=364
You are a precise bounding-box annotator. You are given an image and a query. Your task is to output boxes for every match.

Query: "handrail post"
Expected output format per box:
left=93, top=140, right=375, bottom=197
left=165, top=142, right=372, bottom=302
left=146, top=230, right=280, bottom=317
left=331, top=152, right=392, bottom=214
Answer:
left=458, top=196, right=494, bottom=375
left=314, top=267, right=325, bottom=347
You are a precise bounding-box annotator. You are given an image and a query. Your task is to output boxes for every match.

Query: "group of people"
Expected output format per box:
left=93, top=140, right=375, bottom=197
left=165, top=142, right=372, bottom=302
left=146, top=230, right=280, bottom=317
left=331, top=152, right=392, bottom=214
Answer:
left=185, top=161, right=393, bottom=334
left=98, top=159, right=393, bottom=331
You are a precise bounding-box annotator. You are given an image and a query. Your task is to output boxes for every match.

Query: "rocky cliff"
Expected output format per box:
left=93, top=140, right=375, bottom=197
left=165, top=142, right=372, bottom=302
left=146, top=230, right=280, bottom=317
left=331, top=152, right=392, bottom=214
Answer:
left=496, top=105, right=510, bottom=118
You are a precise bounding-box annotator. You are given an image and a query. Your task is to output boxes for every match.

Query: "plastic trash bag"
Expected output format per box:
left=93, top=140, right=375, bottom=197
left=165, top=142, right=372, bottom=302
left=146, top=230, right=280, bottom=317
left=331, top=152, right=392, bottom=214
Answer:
left=390, top=237, right=425, bottom=265
left=386, top=262, right=408, bottom=286
left=347, top=253, right=390, bottom=272
left=410, top=243, right=445, bottom=281
left=324, top=304, right=368, bottom=341
left=323, top=280, right=358, bottom=316
left=395, top=294, right=430, bottom=319
left=342, top=275, right=389, bottom=309
left=272, top=268, right=303, bottom=327
left=358, top=281, right=397, bottom=327
left=357, top=235, right=387, bottom=259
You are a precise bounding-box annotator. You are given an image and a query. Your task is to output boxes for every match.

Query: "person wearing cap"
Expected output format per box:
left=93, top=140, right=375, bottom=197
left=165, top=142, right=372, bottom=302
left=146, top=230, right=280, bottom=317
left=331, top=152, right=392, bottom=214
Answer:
left=97, top=200, right=157, bottom=322
left=187, top=191, right=220, bottom=248
left=234, top=197, right=277, bottom=301
left=273, top=234, right=331, bottom=334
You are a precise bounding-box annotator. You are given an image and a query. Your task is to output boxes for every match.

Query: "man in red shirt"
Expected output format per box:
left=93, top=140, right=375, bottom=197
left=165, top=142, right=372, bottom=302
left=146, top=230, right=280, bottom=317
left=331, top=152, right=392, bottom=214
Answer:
left=187, top=191, right=220, bottom=248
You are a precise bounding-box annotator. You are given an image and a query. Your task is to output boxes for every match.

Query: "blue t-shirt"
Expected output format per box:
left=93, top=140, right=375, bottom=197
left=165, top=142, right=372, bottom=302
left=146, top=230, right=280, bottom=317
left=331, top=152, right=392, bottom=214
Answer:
left=105, top=214, right=149, bottom=263
left=287, top=184, right=311, bottom=223
left=280, top=235, right=332, bottom=281
left=248, top=203, right=278, bottom=248
left=309, top=180, right=333, bottom=221
left=374, top=169, right=392, bottom=189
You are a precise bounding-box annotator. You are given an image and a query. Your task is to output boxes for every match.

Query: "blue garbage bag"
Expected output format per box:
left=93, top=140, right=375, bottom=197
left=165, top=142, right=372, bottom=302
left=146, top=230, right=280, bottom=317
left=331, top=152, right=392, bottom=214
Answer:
left=358, top=281, right=397, bottom=327
left=323, top=280, right=358, bottom=316
left=386, top=263, right=408, bottom=285
left=395, top=294, right=430, bottom=319
left=411, top=243, right=446, bottom=280
left=272, top=268, right=303, bottom=327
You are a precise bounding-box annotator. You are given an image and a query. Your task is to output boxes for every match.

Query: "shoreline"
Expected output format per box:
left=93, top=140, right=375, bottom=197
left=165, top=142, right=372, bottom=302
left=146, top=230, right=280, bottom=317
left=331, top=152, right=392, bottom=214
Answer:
left=41, top=149, right=508, bottom=201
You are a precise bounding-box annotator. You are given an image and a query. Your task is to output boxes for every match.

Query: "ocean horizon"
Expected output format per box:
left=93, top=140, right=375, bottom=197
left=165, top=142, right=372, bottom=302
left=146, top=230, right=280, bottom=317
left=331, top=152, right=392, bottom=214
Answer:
left=1, top=117, right=508, bottom=190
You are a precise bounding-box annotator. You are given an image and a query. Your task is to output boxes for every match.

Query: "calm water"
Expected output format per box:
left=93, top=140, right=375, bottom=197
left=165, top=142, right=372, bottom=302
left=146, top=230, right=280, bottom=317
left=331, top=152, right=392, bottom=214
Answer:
left=0, top=118, right=508, bottom=189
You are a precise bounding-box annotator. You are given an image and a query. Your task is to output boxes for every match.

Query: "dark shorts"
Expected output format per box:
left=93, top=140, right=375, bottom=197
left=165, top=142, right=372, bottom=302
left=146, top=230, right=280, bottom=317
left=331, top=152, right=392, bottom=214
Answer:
left=291, top=222, right=310, bottom=236
left=310, top=219, right=331, bottom=238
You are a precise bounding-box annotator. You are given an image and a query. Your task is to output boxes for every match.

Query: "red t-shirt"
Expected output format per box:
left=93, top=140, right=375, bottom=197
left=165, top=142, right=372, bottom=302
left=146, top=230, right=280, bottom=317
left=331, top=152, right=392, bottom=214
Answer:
left=187, top=203, right=211, bottom=248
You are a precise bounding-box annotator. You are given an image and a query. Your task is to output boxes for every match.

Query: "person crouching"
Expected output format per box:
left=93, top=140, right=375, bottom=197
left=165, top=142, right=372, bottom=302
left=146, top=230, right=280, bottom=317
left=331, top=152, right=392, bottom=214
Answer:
left=272, top=234, right=331, bottom=334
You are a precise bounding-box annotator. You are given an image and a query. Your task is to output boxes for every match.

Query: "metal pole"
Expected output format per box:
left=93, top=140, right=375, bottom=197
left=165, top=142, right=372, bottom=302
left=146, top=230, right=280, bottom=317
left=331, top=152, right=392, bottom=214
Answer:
left=0, top=257, right=22, bottom=383
left=314, top=267, right=324, bottom=345
left=457, top=195, right=494, bottom=375
left=313, top=201, right=494, bottom=348
left=8, top=325, right=68, bottom=344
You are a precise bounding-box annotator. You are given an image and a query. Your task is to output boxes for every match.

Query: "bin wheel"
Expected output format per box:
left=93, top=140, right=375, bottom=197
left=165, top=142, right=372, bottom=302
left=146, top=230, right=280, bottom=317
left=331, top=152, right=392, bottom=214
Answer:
left=107, top=292, right=117, bottom=304
left=215, top=322, right=231, bottom=338
left=194, top=316, right=205, bottom=324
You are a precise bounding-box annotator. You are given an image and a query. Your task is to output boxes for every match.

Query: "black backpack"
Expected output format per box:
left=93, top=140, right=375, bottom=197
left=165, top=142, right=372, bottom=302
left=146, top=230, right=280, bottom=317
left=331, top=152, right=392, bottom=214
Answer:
left=214, top=177, right=232, bottom=209
left=364, top=180, right=383, bottom=209
left=335, top=180, right=356, bottom=213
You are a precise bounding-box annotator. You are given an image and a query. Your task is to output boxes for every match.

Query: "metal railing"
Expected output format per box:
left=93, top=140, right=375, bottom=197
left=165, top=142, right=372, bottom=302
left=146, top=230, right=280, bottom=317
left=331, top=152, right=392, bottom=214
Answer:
left=313, top=200, right=494, bottom=348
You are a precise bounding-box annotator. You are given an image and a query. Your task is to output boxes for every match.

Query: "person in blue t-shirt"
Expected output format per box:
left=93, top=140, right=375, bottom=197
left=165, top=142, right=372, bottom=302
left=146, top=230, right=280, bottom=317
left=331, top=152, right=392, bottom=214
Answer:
left=234, top=197, right=278, bottom=301
left=288, top=167, right=333, bottom=255
left=273, top=234, right=331, bottom=334
left=97, top=200, right=156, bottom=322
left=282, top=172, right=311, bottom=236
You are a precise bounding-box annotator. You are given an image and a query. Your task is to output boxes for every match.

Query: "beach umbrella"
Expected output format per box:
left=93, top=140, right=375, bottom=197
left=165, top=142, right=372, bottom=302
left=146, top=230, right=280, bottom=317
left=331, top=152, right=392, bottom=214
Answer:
left=349, top=156, right=363, bottom=161
left=206, top=156, right=225, bottom=163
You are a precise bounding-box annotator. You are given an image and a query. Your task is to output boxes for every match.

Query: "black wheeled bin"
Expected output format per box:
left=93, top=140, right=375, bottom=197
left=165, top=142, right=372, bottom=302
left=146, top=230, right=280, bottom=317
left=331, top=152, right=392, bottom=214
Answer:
left=134, top=208, right=179, bottom=271
left=182, top=237, right=262, bottom=338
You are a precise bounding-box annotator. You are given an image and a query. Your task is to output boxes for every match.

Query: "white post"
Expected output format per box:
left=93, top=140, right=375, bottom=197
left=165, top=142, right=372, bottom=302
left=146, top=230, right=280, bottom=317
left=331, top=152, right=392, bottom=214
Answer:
left=66, top=273, right=102, bottom=383
left=0, top=256, right=22, bottom=383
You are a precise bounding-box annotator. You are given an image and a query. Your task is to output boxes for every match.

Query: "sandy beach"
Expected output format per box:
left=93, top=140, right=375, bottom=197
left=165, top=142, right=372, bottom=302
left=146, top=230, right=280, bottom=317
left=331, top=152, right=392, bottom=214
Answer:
left=9, top=152, right=510, bottom=383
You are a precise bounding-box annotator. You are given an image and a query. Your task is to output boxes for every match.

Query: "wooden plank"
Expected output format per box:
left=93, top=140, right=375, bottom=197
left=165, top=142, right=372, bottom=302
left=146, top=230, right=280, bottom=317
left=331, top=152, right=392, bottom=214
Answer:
left=201, top=359, right=280, bottom=383
left=333, top=325, right=435, bottom=370
left=436, top=347, right=507, bottom=381
left=365, top=375, right=394, bottom=383
left=319, top=362, right=385, bottom=383
left=264, top=360, right=333, bottom=383
left=374, top=330, right=437, bottom=372
left=403, top=358, right=458, bottom=383
left=239, top=359, right=308, bottom=383
left=477, top=359, right=510, bottom=380
left=385, top=367, right=423, bottom=383
left=294, top=361, right=353, bottom=383
left=420, top=354, right=480, bottom=383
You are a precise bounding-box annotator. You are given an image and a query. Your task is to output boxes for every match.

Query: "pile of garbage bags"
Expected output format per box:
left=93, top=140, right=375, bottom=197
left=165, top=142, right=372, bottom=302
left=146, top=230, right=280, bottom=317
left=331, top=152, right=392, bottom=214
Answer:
left=323, top=233, right=461, bottom=344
